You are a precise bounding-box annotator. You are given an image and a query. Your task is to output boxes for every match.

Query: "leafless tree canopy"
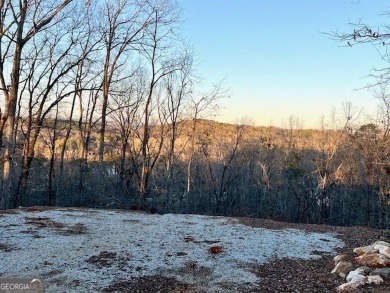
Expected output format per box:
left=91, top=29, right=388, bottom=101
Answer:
left=329, top=13, right=390, bottom=87
left=0, top=1, right=389, bottom=231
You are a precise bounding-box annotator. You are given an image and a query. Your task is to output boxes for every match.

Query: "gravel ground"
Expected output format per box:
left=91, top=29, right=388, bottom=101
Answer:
left=237, top=218, right=389, bottom=293
left=0, top=207, right=388, bottom=293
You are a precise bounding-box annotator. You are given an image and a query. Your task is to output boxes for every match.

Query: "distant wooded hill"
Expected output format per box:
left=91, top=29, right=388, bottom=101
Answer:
left=9, top=116, right=390, bottom=230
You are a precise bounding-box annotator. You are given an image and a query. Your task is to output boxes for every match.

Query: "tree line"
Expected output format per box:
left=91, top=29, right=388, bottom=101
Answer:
left=1, top=0, right=390, bottom=229
left=0, top=0, right=222, bottom=210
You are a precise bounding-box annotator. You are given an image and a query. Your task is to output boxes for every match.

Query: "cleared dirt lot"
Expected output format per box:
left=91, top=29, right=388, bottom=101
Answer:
left=0, top=207, right=387, bottom=292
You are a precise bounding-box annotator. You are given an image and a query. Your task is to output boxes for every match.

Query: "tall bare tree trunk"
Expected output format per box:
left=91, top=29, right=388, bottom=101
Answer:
left=186, top=119, right=197, bottom=193
left=139, top=90, right=152, bottom=206
left=98, top=53, right=111, bottom=163
left=0, top=0, right=74, bottom=209
left=2, top=27, right=25, bottom=208
left=48, top=107, right=59, bottom=206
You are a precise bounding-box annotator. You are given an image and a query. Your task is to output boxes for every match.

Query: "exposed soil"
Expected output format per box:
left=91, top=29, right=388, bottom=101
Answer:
left=103, top=275, right=198, bottom=293
left=1, top=206, right=389, bottom=292
left=87, top=251, right=118, bottom=269
left=103, top=217, right=389, bottom=293
left=237, top=218, right=390, bottom=293
left=0, top=243, right=16, bottom=252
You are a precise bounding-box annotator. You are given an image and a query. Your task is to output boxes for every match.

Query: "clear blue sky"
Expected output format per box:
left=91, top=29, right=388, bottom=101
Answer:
left=179, top=0, right=390, bottom=128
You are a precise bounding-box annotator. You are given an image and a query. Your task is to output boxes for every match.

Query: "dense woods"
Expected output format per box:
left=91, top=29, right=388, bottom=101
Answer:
left=0, top=0, right=390, bottom=229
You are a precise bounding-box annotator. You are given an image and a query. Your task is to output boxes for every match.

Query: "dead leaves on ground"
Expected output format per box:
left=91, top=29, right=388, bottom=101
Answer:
left=87, top=251, right=118, bottom=269
left=209, top=243, right=223, bottom=255
left=102, top=275, right=197, bottom=293
left=184, top=235, right=223, bottom=255
left=0, top=243, right=17, bottom=252
left=86, top=251, right=132, bottom=270
left=24, top=217, right=87, bottom=236
left=25, top=217, right=65, bottom=228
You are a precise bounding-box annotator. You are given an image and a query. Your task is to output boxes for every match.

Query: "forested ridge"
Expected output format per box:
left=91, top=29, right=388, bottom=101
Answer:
left=6, top=115, right=390, bottom=229
left=0, top=0, right=390, bottom=230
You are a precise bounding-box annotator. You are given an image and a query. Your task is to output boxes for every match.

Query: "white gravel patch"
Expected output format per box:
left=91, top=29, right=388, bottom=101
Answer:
left=0, top=208, right=344, bottom=292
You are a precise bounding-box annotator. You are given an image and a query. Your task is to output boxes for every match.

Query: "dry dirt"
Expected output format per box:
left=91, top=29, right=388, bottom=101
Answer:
left=236, top=218, right=390, bottom=293
left=1, top=207, right=388, bottom=293
left=104, top=218, right=389, bottom=293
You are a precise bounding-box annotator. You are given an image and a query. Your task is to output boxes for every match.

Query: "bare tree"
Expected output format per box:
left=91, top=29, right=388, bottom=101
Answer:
left=108, top=69, right=145, bottom=196
left=162, top=47, right=193, bottom=177
left=0, top=0, right=76, bottom=209
left=359, top=87, right=390, bottom=232
left=329, top=12, right=390, bottom=87
left=59, top=6, right=100, bottom=175
left=97, top=0, right=153, bottom=164
left=14, top=3, right=94, bottom=206
left=311, top=116, right=346, bottom=223
left=137, top=0, right=185, bottom=205
left=186, top=82, right=224, bottom=194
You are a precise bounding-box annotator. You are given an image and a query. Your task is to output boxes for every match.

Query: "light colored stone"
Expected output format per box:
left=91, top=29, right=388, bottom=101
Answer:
left=337, top=273, right=383, bottom=292
left=331, top=261, right=354, bottom=278
left=374, top=244, right=388, bottom=250
left=353, top=245, right=377, bottom=256
left=355, top=252, right=390, bottom=268
left=372, top=241, right=390, bottom=248
left=375, top=245, right=390, bottom=259
left=346, top=267, right=369, bottom=282
left=333, top=254, right=353, bottom=265
left=335, top=242, right=390, bottom=292
left=337, top=277, right=364, bottom=293
left=364, top=275, right=384, bottom=284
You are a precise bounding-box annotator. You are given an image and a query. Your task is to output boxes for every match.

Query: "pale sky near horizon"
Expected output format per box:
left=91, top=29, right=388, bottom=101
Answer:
left=179, top=0, right=390, bottom=128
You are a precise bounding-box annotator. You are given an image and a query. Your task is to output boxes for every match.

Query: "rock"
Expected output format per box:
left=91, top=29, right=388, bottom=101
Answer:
left=372, top=240, right=390, bottom=247
left=373, top=244, right=389, bottom=250
left=374, top=245, right=390, bottom=259
left=337, top=281, right=360, bottom=292
left=331, top=261, right=354, bottom=278
left=370, top=267, right=390, bottom=279
left=337, top=273, right=382, bottom=293
left=364, top=275, right=384, bottom=285
left=346, top=267, right=370, bottom=282
left=353, top=245, right=377, bottom=256
left=356, top=252, right=390, bottom=268
left=335, top=242, right=390, bottom=292
left=349, top=273, right=366, bottom=283
left=333, top=254, right=353, bottom=265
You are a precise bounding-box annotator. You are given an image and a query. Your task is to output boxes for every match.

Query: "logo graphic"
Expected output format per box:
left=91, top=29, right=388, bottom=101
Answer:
left=0, top=278, right=44, bottom=293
